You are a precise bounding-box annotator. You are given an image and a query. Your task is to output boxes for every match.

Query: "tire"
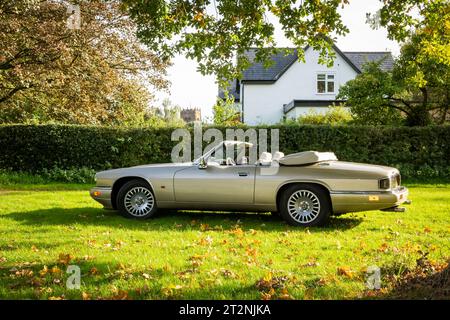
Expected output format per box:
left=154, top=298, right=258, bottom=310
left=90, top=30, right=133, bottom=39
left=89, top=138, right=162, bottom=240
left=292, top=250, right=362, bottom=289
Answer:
left=116, top=179, right=157, bottom=219
left=279, top=184, right=331, bottom=227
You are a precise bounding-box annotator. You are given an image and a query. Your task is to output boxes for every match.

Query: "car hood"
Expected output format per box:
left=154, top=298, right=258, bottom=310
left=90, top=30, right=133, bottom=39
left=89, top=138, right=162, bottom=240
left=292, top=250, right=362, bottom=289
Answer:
left=95, top=162, right=192, bottom=179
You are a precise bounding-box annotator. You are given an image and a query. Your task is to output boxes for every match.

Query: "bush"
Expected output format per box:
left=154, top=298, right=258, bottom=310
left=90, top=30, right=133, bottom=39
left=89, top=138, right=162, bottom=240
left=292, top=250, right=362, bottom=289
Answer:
left=295, top=106, right=353, bottom=125
left=0, top=124, right=449, bottom=179
left=0, top=167, right=95, bottom=185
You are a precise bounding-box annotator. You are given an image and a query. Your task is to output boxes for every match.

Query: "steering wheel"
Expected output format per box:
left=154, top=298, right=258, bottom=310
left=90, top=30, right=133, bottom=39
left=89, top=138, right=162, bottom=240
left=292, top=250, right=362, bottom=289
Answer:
left=226, top=157, right=236, bottom=166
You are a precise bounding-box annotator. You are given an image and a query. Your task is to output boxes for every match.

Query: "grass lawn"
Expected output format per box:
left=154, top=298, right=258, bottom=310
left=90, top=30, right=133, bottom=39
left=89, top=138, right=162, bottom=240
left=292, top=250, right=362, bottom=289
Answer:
left=0, top=183, right=448, bottom=300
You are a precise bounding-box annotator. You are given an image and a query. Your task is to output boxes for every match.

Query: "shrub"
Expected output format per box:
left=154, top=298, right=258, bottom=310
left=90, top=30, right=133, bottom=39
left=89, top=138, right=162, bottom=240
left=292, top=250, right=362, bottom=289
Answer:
left=295, top=106, right=353, bottom=125
left=0, top=124, right=449, bottom=179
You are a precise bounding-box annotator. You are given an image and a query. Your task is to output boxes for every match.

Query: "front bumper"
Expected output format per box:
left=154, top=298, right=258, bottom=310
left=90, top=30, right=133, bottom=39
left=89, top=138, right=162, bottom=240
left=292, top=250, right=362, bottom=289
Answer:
left=90, top=187, right=113, bottom=209
left=331, top=186, right=410, bottom=214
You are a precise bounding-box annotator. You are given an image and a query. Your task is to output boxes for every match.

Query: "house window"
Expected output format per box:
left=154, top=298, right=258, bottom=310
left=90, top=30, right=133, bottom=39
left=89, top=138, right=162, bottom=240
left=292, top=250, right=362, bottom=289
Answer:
left=317, top=73, right=335, bottom=94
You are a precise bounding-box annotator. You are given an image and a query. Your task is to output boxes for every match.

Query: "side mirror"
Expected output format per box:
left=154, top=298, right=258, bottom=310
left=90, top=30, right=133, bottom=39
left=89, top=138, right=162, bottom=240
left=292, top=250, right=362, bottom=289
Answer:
left=198, top=157, right=207, bottom=169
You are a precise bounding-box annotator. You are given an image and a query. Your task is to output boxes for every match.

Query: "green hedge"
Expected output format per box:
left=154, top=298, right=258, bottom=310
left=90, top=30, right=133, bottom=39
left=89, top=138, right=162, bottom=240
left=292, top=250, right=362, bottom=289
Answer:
left=0, top=124, right=449, bottom=179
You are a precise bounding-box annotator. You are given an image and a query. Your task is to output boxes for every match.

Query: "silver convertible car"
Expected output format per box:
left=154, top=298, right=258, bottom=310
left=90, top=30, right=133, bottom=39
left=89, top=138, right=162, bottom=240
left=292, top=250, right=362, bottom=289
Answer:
left=90, top=140, right=410, bottom=227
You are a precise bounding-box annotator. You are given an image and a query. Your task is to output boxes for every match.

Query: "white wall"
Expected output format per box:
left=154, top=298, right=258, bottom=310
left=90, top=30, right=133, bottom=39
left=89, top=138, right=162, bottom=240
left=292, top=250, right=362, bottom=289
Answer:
left=242, top=48, right=358, bottom=125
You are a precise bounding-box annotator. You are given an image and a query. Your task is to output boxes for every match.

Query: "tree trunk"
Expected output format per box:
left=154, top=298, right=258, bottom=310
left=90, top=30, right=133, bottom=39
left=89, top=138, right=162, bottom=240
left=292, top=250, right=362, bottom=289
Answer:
left=405, top=88, right=431, bottom=126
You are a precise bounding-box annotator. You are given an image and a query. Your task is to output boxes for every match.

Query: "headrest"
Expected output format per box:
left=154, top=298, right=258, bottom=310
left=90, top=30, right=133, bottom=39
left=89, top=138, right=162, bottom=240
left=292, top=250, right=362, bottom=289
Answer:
left=259, top=152, right=272, bottom=165
left=272, top=151, right=285, bottom=161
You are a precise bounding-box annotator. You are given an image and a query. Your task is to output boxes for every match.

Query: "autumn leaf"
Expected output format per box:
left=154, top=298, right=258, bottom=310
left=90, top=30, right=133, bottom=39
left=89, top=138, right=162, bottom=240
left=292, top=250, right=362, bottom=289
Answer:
left=261, top=288, right=275, bottom=300
left=31, top=245, right=39, bottom=252
left=424, top=227, right=432, bottom=233
left=279, top=288, right=293, bottom=300
left=51, top=266, right=62, bottom=275
left=111, top=288, right=129, bottom=300
left=228, top=227, right=244, bottom=237
left=58, top=253, right=73, bottom=265
left=378, top=243, right=390, bottom=253
left=220, top=269, right=237, bottom=279
left=337, top=266, right=354, bottom=278
left=198, top=236, right=213, bottom=246
left=89, top=267, right=99, bottom=275
left=82, top=292, right=91, bottom=300
left=39, top=265, right=49, bottom=277
left=142, top=273, right=151, bottom=280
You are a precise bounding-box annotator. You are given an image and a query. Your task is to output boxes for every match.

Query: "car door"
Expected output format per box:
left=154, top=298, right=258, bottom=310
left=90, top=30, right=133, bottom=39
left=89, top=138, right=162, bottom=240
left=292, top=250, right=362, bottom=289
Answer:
left=173, top=164, right=256, bottom=204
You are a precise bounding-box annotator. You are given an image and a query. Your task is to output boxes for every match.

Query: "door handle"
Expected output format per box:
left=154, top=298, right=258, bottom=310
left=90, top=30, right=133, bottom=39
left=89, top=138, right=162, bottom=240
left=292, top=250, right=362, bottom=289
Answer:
left=238, top=172, right=248, bottom=177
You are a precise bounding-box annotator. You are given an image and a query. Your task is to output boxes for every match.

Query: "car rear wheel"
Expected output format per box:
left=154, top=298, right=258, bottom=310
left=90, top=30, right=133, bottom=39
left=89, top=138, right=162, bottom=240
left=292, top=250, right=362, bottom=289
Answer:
left=117, top=180, right=157, bottom=219
left=279, top=184, right=330, bottom=227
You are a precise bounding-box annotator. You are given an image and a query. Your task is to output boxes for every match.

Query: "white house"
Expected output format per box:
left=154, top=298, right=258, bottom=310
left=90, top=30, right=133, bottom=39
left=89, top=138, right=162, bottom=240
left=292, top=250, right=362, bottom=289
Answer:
left=218, top=44, right=394, bottom=125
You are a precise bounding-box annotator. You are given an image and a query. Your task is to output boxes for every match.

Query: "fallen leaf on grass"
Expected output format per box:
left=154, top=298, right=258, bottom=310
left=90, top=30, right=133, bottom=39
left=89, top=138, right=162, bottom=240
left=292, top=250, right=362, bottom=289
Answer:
left=260, top=287, right=275, bottom=300
left=82, top=292, right=91, bottom=300
left=31, top=245, right=39, bottom=252
left=39, top=266, right=48, bottom=277
left=142, top=273, right=151, bottom=280
left=337, top=266, right=354, bottom=278
left=279, top=288, right=293, bottom=300
left=198, top=236, right=213, bottom=246
left=302, top=260, right=320, bottom=268
left=378, top=243, right=390, bottom=253
left=89, top=267, right=99, bottom=275
left=58, top=253, right=73, bottom=265
left=162, top=284, right=183, bottom=298
left=110, top=288, right=129, bottom=300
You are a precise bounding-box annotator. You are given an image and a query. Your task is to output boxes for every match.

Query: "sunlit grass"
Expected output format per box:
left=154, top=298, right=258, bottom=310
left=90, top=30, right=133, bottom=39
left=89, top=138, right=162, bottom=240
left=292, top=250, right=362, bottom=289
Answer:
left=0, top=183, right=448, bottom=299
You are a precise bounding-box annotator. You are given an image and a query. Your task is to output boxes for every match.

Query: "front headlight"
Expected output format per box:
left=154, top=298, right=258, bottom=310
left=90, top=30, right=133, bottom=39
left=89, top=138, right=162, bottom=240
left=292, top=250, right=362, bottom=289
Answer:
left=379, top=178, right=390, bottom=189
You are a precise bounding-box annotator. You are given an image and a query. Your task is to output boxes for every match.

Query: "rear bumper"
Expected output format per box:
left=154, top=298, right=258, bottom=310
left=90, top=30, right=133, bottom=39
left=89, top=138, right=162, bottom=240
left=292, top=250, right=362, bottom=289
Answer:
left=90, top=187, right=113, bottom=209
left=331, top=186, right=409, bottom=214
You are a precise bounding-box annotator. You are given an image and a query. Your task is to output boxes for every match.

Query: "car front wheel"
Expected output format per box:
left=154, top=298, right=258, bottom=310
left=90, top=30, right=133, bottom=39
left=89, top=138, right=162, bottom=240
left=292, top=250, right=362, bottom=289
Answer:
left=279, top=184, right=330, bottom=227
left=117, top=180, right=157, bottom=219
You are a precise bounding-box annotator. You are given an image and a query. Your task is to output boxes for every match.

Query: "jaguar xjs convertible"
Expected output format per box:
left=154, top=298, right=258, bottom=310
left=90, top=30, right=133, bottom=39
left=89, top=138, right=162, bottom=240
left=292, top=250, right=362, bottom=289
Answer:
left=90, top=140, right=410, bottom=227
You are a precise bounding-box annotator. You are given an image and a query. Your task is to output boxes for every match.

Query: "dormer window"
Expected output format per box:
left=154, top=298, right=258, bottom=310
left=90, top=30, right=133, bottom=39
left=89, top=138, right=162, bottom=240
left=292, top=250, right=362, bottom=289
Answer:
left=317, top=73, right=335, bottom=94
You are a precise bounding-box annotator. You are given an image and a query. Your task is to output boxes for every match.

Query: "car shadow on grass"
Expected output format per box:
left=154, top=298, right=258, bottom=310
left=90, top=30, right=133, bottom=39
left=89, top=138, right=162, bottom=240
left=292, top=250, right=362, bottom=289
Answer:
left=1, top=207, right=363, bottom=232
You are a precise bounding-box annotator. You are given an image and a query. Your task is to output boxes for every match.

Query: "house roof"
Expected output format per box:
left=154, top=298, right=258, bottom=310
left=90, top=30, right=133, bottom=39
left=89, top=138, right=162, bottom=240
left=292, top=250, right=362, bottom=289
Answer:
left=218, top=46, right=394, bottom=100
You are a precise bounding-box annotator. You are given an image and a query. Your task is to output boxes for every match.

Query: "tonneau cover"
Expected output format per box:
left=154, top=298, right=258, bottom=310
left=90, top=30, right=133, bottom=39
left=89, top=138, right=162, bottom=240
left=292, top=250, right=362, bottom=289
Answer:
left=279, top=151, right=338, bottom=166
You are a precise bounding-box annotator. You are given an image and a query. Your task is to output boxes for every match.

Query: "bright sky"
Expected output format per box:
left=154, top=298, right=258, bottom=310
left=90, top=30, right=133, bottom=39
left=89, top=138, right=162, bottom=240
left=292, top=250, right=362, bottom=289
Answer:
left=154, top=0, right=400, bottom=120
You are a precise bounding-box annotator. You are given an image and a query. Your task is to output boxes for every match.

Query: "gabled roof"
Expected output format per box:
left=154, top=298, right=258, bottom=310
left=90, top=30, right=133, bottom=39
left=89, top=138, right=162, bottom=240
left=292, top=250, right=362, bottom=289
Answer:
left=342, top=52, right=394, bottom=72
left=241, top=48, right=299, bottom=82
left=218, top=45, right=394, bottom=100
left=241, top=46, right=394, bottom=82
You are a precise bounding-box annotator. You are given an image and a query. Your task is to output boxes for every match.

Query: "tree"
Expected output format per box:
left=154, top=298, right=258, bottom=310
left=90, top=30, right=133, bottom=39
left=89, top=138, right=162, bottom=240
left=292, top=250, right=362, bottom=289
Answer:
left=212, top=93, right=241, bottom=125
left=363, top=0, right=450, bottom=125
left=122, top=0, right=448, bottom=89
left=122, top=0, right=351, bottom=85
left=337, top=62, right=404, bottom=125
left=0, top=0, right=169, bottom=125
left=338, top=34, right=450, bottom=126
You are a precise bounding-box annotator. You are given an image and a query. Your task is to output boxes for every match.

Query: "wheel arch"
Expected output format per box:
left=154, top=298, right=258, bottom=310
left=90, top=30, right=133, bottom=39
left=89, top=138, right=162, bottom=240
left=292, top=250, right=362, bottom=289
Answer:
left=275, top=181, right=332, bottom=212
left=111, top=176, right=154, bottom=209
